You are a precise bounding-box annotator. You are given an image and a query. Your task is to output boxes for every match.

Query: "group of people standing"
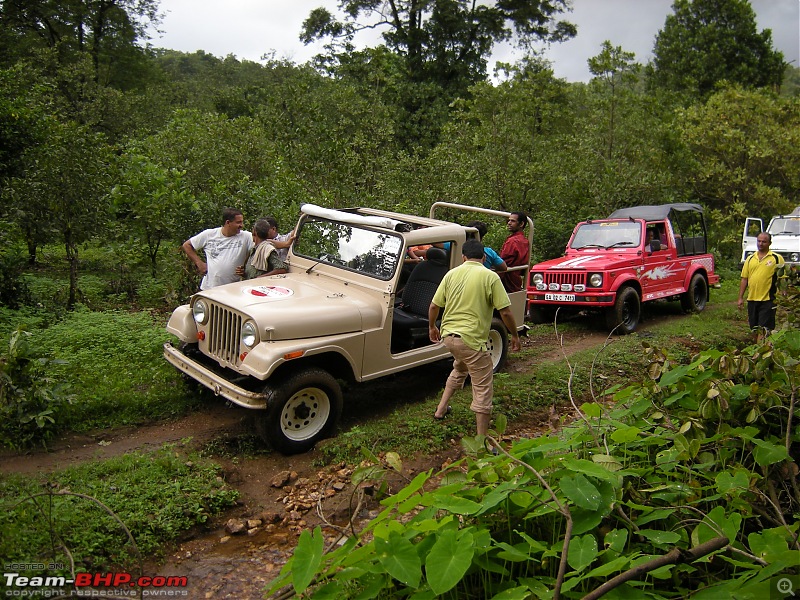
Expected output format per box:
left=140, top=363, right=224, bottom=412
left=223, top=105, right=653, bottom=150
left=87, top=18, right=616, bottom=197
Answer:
left=181, top=208, right=292, bottom=290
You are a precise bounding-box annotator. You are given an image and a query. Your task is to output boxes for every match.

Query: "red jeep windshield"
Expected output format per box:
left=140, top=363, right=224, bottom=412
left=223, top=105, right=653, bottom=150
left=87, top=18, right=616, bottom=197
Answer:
left=570, top=222, right=641, bottom=250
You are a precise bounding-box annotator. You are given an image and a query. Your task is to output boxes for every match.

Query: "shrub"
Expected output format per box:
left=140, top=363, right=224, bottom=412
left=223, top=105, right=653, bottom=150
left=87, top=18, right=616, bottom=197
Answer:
left=0, top=327, right=73, bottom=449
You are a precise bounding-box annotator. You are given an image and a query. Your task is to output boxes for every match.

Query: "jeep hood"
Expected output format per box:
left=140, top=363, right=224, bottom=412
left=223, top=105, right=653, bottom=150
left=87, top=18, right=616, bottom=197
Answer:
left=531, top=252, right=639, bottom=271
left=196, top=276, right=383, bottom=340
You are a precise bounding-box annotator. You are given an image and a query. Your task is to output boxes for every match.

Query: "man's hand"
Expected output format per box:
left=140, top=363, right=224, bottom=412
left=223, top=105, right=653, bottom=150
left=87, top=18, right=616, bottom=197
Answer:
left=509, top=334, right=521, bottom=352
left=429, top=325, right=441, bottom=343
left=737, top=298, right=744, bottom=310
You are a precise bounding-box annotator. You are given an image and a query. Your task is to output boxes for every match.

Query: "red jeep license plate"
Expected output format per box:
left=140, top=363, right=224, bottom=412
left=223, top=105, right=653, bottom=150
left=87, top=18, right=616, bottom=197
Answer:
left=545, top=293, right=575, bottom=301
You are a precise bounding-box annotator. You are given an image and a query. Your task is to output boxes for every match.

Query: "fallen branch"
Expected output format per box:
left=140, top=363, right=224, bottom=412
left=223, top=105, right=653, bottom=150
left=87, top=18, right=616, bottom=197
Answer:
left=581, top=536, right=729, bottom=600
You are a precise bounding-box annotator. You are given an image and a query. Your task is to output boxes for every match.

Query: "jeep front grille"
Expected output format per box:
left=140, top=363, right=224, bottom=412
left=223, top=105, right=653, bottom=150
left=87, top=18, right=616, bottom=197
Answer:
left=206, top=304, right=243, bottom=368
left=544, top=272, right=586, bottom=287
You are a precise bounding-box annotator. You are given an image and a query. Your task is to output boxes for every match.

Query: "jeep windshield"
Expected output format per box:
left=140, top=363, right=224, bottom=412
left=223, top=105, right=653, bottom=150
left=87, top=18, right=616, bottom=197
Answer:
left=570, top=221, right=641, bottom=250
left=768, top=217, right=800, bottom=235
left=294, top=215, right=403, bottom=280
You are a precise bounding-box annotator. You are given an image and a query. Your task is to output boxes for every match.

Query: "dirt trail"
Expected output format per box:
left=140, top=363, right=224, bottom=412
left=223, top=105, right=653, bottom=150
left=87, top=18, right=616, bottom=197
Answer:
left=0, top=325, right=614, bottom=598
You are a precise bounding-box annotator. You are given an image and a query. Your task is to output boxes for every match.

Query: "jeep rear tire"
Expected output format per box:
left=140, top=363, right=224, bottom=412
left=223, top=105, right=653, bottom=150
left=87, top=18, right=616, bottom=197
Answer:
left=259, top=368, right=343, bottom=455
left=680, top=273, right=708, bottom=313
left=488, top=318, right=509, bottom=372
left=605, top=287, right=640, bottom=334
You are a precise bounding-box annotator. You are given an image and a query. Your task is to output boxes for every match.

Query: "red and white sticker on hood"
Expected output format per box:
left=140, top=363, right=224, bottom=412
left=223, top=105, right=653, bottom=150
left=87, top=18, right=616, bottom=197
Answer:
left=242, top=285, right=294, bottom=298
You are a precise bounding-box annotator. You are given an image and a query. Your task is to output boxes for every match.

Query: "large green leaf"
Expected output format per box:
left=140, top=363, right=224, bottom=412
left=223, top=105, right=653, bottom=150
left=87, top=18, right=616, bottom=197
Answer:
left=426, top=529, right=475, bottom=595
left=560, top=474, right=601, bottom=510
left=691, top=506, right=741, bottom=548
left=292, top=526, right=324, bottom=594
left=567, top=534, right=598, bottom=572
left=751, top=438, right=790, bottom=466
left=714, top=469, right=752, bottom=496
left=375, top=531, right=422, bottom=588
left=638, top=529, right=682, bottom=546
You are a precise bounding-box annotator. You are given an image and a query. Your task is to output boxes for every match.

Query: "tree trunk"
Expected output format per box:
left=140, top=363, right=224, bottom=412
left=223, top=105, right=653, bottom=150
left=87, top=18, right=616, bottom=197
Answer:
left=65, top=230, right=78, bottom=310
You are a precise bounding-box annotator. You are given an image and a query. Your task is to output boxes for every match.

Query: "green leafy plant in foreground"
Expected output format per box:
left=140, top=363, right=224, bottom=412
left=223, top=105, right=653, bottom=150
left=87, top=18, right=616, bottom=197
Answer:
left=269, top=330, right=800, bottom=599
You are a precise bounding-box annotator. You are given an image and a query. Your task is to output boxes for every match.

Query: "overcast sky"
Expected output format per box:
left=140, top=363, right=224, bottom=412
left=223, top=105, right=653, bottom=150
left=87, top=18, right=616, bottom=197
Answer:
left=148, top=0, right=800, bottom=82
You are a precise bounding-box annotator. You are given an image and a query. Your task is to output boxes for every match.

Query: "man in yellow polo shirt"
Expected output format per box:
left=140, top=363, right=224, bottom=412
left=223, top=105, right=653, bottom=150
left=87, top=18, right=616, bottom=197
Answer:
left=428, top=239, right=521, bottom=437
left=738, top=232, right=785, bottom=340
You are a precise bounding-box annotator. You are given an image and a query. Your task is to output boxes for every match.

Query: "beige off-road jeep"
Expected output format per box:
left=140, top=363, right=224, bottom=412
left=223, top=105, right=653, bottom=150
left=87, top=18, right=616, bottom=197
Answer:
left=164, top=202, right=531, bottom=454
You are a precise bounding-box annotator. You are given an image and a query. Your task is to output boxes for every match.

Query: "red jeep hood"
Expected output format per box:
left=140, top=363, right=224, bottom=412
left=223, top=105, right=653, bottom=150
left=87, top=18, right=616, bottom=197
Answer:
left=532, top=251, right=639, bottom=271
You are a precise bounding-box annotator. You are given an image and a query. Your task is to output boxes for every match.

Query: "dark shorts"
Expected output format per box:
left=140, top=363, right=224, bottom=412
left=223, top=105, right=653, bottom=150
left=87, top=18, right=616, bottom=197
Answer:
left=747, top=300, right=776, bottom=331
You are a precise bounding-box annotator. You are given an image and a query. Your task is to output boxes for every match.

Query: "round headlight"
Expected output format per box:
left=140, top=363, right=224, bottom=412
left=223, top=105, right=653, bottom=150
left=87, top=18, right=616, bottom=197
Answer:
left=241, top=321, right=258, bottom=348
left=790, top=253, right=799, bottom=263
left=192, top=300, right=208, bottom=324
left=588, top=273, right=603, bottom=287
left=532, top=273, right=544, bottom=285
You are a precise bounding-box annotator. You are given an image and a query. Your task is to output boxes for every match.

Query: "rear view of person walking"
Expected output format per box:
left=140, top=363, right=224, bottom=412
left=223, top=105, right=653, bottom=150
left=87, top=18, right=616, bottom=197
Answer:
left=428, top=239, right=521, bottom=437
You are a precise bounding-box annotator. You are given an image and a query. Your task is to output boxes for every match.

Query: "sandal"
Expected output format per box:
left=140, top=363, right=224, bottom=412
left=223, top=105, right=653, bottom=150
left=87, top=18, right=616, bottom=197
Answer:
left=434, top=406, right=451, bottom=420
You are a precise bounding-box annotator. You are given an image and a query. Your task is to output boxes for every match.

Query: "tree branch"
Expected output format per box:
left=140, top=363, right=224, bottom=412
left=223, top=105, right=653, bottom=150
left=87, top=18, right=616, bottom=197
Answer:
left=581, top=536, right=729, bottom=600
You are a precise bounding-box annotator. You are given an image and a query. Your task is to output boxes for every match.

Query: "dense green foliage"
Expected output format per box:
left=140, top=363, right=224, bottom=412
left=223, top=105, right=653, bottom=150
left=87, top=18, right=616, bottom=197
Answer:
left=649, top=0, right=785, bottom=99
left=270, top=328, right=800, bottom=598
left=0, top=445, right=239, bottom=571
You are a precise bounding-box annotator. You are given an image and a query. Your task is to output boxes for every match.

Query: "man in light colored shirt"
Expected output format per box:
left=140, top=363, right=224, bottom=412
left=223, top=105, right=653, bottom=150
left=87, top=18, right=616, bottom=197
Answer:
left=182, top=207, right=254, bottom=290
left=428, top=239, right=521, bottom=437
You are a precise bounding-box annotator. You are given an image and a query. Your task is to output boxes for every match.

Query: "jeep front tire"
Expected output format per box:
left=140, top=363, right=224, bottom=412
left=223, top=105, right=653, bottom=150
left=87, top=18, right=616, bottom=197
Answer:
left=259, top=367, right=343, bottom=455
left=605, top=287, right=641, bottom=334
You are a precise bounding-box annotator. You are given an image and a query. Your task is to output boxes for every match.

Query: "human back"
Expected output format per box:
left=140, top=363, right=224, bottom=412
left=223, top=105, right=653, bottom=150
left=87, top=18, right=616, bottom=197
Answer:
left=433, top=255, right=509, bottom=351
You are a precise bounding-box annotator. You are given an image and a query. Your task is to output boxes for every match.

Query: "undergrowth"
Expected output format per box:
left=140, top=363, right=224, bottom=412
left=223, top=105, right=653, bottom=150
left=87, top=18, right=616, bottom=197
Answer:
left=0, top=444, right=239, bottom=576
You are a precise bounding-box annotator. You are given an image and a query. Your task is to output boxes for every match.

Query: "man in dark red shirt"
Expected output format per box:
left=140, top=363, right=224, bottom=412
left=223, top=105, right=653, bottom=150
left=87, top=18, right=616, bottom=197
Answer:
left=499, top=211, right=530, bottom=292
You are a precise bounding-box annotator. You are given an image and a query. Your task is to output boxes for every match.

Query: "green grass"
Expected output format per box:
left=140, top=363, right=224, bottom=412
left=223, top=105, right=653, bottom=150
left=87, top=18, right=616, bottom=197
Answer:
left=0, top=444, right=239, bottom=573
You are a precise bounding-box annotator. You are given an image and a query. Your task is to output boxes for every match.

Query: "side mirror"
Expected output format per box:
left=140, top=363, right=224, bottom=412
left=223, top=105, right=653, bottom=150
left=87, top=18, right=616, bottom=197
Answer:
left=649, top=239, right=661, bottom=252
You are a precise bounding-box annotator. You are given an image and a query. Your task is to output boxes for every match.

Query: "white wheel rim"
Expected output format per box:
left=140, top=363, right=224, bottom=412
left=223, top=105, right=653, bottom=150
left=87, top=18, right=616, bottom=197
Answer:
left=487, top=329, right=503, bottom=369
left=280, top=387, right=331, bottom=442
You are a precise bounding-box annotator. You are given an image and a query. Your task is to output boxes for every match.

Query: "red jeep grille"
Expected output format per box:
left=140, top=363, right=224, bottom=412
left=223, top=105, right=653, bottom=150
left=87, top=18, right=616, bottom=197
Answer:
left=207, top=304, right=243, bottom=368
left=544, top=272, right=586, bottom=287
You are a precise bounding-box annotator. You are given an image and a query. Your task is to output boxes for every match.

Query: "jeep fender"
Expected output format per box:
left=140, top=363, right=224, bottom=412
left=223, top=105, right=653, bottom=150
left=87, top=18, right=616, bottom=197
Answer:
left=609, top=273, right=642, bottom=297
left=239, top=335, right=361, bottom=382
left=683, top=266, right=709, bottom=296
left=166, top=305, right=196, bottom=343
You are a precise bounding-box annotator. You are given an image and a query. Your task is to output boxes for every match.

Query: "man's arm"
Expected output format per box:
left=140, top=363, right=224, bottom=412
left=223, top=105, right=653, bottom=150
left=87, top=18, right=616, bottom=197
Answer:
left=498, top=306, right=521, bottom=352
left=737, top=278, right=748, bottom=309
left=181, top=240, right=207, bottom=276
left=428, top=302, right=442, bottom=342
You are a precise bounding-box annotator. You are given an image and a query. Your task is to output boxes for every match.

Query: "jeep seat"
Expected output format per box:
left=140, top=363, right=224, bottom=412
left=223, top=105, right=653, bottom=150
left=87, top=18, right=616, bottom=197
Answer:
left=392, top=247, right=449, bottom=350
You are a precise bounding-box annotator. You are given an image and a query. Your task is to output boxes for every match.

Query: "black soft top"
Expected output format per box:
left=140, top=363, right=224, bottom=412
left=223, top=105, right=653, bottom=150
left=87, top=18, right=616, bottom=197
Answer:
left=608, top=203, right=704, bottom=221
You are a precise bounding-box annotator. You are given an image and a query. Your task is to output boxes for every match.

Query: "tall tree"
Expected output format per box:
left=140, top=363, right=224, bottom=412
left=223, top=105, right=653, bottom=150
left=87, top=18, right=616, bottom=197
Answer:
left=302, top=0, right=576, bottom=149
left=0, top=0, right=161, bottom=89
left=7, top=118, right=115, bottom=307
left=648, top=0, right=785, bottom=99
left=588, top=40, right=639, bottom=159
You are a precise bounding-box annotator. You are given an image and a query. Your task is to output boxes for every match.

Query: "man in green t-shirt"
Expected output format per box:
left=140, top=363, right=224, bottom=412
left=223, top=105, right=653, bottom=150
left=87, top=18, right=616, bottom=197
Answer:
left=738, top=232, right=785, bottom=341
left=428, top=239, right=521, bottom=437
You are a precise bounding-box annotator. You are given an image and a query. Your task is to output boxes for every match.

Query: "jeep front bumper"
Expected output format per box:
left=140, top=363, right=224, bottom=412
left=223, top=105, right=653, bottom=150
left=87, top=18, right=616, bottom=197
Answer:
left=163, top=342, right=267, bottom=409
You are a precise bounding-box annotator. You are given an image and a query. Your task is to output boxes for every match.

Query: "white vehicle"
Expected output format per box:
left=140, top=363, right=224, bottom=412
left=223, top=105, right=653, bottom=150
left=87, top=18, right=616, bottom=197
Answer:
left=741, top=207, right=800, bottom=266
left=164, top=202, right=531, bottom=454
